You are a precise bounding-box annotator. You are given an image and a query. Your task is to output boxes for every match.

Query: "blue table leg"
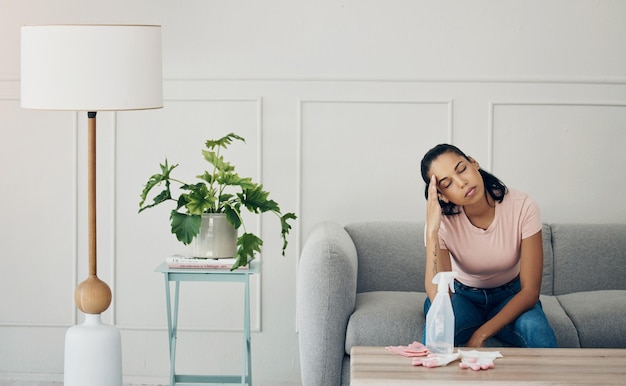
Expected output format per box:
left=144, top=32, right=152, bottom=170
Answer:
left=164, top=275, right=174, bottom=386
left=164, top=275, right=181, bottom=386
left=243, top=276, right=251, bottom=385
left=172, top=281, right=180, bottom=385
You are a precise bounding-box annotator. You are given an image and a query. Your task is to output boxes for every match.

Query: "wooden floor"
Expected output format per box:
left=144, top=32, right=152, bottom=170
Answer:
left=351, top=346, right=626, bottom=385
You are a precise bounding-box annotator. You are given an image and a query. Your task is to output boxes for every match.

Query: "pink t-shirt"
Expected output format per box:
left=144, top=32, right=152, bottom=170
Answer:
left=437, top=188, right=542, bottom=288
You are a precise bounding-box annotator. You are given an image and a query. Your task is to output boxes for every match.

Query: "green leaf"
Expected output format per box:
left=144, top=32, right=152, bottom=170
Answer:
left=232, top=232, right=263, bottom=270
left=176, top=194, right=189, bottom=211
left=138, top=160, right=178, bottom=210
left=238, top=185, right=280, bottom=214
left=218, top=173, right=256, bottom=189
left=280, top=212, right=297, bottom=255
left=202, top=151, right=236, bottom=173
left=197, top=171, right=215, bottom=185
left=223, top=203, right=242, bottom=229
left=205, top=133, right=246, bottom=151
left=170, top=211, right=201, bottom=244
left=138, top=182, right=172, bottom=213
left=218, top=193, right=234, bottom=203
left=182, top=183, right=215, bottom=215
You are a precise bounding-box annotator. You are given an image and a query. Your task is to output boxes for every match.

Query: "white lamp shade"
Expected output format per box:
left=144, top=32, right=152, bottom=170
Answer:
left=21, top=25, right=163, bottom=111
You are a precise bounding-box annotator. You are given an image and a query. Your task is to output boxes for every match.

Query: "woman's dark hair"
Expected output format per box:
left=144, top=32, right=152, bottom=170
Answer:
left=420, top=144, right=507, bottom=215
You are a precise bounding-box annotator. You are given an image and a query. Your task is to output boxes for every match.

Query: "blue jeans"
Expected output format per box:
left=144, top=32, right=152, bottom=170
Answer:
left=423, top=276, right=558, bottom=348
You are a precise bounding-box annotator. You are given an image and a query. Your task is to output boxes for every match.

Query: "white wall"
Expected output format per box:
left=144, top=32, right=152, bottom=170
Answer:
left=1, top=1, right=625, bottom=385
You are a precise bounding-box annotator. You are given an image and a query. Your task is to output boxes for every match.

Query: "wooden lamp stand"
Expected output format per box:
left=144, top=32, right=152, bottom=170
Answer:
left=73, top=112, right=112, bottom=315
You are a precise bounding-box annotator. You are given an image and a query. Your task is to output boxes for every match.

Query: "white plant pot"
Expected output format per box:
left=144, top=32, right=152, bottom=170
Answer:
left=189, top=213, right=238, bottom=258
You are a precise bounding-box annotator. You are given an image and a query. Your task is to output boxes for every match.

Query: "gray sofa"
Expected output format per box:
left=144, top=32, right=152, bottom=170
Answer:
left=297, top=221, right=626, bottom=386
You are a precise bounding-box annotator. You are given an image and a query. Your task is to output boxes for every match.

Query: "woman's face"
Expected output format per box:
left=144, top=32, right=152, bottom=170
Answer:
left=428, top=151, right=484, bottom=206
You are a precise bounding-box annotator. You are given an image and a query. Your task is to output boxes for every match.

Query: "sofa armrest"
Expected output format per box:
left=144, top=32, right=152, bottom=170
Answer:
left=297, top=222, right=358, bottom=386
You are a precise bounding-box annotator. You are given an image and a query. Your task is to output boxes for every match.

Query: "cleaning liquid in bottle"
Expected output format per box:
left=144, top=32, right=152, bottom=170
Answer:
left=425, top=271, right=457, bottom=354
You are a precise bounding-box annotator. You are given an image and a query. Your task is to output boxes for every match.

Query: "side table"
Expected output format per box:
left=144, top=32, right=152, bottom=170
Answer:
left=155, top=261, right=260, bottom=386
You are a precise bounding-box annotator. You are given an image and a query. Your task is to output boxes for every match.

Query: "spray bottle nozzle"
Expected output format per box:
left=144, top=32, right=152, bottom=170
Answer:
left=432, top=271, right=458, bottom=293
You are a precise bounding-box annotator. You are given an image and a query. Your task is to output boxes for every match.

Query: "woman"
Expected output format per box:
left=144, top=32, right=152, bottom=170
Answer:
left=421, top=144, right=557, bottom=348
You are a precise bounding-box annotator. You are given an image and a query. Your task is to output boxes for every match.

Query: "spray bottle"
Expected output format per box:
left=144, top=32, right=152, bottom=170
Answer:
left=425, top=271, right=457, bottom=355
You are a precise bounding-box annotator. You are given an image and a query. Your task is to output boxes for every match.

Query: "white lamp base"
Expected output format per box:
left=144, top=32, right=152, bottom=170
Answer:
left=64, top=313, right=122, bottom=386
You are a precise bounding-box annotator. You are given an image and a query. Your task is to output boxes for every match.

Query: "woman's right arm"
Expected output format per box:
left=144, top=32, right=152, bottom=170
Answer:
left=425, top=233, right=451, bottom=300
left=424, top=175, right=451, bottom=301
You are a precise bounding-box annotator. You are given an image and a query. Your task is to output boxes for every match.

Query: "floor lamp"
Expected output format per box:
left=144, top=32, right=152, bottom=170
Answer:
left=20, top=25, right=163, bottom=386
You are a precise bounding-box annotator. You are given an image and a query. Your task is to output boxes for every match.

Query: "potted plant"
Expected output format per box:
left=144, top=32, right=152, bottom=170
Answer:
left=139, top=132, right=296, bottom=270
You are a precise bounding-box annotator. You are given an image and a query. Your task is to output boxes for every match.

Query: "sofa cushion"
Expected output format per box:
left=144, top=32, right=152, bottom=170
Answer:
left=345, top=222, right=426, bottom=293
left=557, top=290, right=626, bottom=348
left=551, top=224, right=626, bottom=295
left=345, top=291, right=427, bottom=354
left=539, top=295, right=580, bottom=348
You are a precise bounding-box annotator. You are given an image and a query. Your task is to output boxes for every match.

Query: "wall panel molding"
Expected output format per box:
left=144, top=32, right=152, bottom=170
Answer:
left=488, top=101, right=626, bottom=171
left=0, top=98, right=79, bottom=328
left=296, top=98, right=453, bottom=263
left=163, top=75, right=626, bottom=85
left=5, top=74, right=626, bottom=84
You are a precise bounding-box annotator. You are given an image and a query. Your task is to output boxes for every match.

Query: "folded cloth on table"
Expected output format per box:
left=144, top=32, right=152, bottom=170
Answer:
left=458, top=349, right=503, bottom=371
left=385, top=341, right=429, bottom=357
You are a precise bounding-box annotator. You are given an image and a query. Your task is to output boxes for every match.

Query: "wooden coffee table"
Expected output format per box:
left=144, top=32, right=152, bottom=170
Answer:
left=350, top=346, right=626, bottom=385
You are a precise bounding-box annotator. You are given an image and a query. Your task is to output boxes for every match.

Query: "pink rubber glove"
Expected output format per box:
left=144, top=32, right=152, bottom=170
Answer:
left=385, top=341, right=429, bottom=357
left=412, top=353, right=460, bottom=367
